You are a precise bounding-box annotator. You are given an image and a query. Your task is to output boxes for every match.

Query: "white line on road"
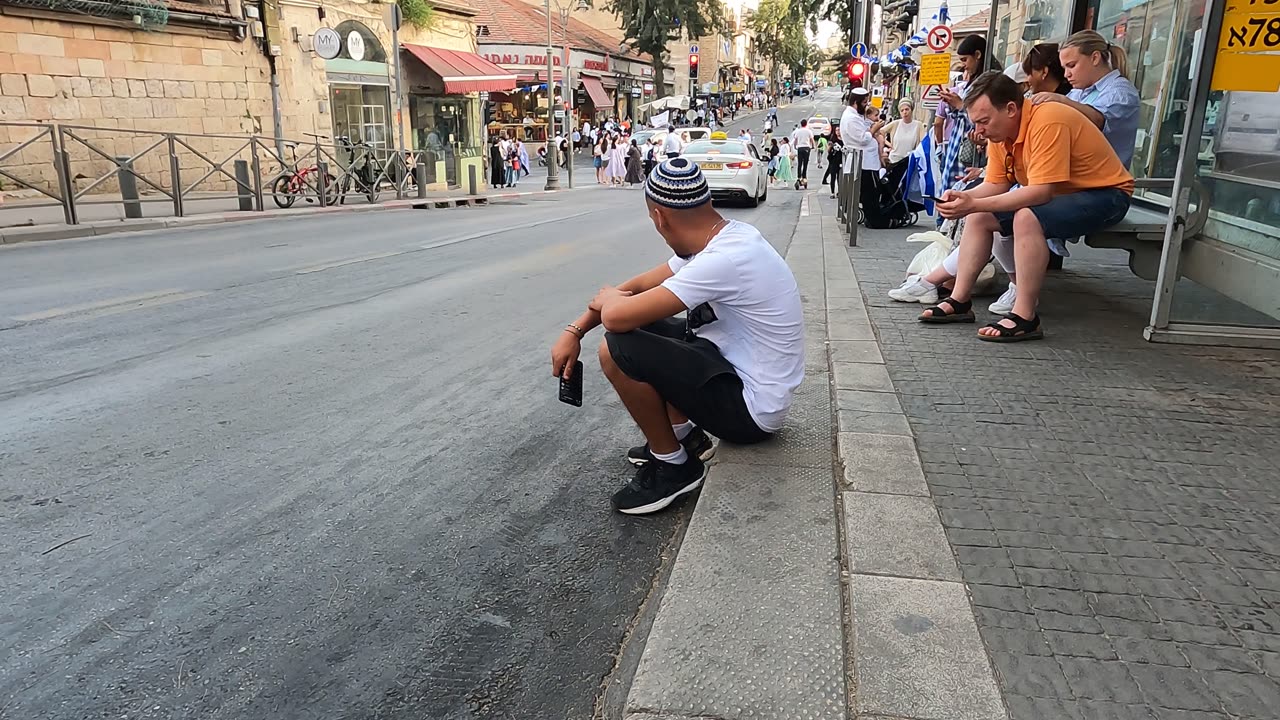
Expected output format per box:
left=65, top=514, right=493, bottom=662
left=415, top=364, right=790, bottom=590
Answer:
left=295, top=250, right=409, bottom=275
left=419, top=210, right=594, bottom=251
left=12, top=289, right=192, bottom=322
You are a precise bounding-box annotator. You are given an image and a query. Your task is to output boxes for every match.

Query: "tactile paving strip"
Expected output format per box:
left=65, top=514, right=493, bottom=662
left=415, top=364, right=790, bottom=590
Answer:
left=624, top=462, right=847, bottom=720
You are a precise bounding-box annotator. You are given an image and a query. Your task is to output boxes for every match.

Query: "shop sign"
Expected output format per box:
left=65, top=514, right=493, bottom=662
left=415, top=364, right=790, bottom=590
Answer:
left=583, top=59, right=609, bottom=71
left=630, top=87, right=642, bottom=96
left=642, top=67, right=654, bottom=76
left=346, top=31, right=366, bottom=62
left=482, top=50, right=563, bottom=67
left=314, top=27, right=341, bottom=60
left=1211, top=0, right=1280, bottom=92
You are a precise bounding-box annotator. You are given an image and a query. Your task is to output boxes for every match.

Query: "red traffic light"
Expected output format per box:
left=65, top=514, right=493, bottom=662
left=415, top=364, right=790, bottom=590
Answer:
left=689, top=53, right=699, bottom=66
left=847, top=60, right=866, bottom=80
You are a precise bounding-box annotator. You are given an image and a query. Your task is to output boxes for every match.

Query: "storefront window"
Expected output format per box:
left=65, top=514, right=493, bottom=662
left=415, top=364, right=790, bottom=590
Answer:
left=331, top=84, right=392, bottom=152
left=410, top=96, right=476, bottom=186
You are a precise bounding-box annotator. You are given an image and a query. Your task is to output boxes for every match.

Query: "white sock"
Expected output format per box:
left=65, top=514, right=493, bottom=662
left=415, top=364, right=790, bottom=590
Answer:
left=918, top=278, right=937, bottom=290
left=672, top=421, right=695, bottom=441
left=652, top=446, right=688, bottom=465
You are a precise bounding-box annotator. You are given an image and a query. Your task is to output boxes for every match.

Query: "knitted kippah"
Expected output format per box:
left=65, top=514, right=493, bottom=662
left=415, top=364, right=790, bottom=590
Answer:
left=645, top=157, right=711, bottom=209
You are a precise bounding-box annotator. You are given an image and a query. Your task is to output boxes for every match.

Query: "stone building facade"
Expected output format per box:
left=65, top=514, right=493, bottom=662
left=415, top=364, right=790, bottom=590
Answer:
left=0, top=0, right=503, bottom=197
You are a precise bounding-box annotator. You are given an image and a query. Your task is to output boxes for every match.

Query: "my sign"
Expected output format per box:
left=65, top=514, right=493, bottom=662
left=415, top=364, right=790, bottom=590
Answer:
left=346, top=31, right=366, bottom=62
left=918, top=52, right=952, bottom=86
left=1211, top=0, right=1280, bottom=91
left=313, top=27, right=341, bottom=60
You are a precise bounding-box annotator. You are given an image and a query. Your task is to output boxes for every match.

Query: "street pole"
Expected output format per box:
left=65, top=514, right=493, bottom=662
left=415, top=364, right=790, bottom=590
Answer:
left=562, top=10, right=574, bottom=189
left=392, top=7, right=406, bottom=163
left=544, top=0, right=561, bottom=190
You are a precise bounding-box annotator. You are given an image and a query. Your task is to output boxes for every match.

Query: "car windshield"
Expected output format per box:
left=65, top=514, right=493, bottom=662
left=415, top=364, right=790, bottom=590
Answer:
left=632, top=131, right=659, bottom=144
left=683, top=140, right=748, bottom=155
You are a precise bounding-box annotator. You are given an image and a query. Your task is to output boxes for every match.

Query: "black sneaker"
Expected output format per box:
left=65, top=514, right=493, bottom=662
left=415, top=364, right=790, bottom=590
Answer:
left=611, top=457, right=708, bottom=515
left=626, top=428, right=715, bottom=466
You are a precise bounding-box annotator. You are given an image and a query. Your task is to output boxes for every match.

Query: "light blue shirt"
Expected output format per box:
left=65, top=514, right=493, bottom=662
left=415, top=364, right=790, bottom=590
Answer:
left=1067, top=69, right=1140, bottom=167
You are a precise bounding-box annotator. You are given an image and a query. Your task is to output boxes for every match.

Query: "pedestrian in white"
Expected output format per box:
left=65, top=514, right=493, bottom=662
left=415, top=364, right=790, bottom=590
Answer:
left=662, top=125, right=683, bottom=159
left=790, top=119, right=815, bottom=189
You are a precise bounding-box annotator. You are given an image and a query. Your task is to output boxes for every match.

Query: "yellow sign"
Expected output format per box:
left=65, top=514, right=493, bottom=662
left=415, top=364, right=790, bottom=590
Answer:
left=1212, top=0, right=1280, bottom=91
left=871, top=96, right=884, bottom=108
left=918, top=52, right=953, bottom=86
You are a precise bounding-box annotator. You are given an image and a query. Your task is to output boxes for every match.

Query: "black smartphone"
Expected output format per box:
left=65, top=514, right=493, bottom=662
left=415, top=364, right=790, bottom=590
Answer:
left=924, top=194, right=946, bottom=203
left=558, top=361, right=583, bottom=407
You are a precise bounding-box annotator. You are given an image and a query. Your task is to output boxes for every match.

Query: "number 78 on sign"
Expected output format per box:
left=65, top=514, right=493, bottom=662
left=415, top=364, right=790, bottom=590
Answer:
left=1212, top=0, right=1280, bottom=91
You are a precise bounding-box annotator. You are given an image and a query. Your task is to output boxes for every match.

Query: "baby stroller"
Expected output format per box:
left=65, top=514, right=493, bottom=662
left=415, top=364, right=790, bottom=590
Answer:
left=858, top=162, right=922, bottom=229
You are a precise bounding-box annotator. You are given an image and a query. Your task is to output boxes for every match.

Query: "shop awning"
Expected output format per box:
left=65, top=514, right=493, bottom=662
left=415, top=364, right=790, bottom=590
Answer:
left=402, top=44, right=517, bottom=94
left=580, top=76, right=611, bottom=108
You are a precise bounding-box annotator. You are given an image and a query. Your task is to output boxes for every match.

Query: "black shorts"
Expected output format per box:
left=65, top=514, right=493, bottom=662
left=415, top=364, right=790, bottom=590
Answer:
left=604, top=318, right=771, bottom=445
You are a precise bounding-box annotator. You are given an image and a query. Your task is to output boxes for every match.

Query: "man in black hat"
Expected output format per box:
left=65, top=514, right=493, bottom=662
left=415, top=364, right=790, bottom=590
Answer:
left=549, top=158, right=804, bottom=515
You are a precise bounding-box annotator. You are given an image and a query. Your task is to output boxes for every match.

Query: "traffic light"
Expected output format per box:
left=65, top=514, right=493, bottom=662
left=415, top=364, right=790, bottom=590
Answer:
left=846, top=59, right=867, bottom=87
left=689, top=53, right=699, bottom=78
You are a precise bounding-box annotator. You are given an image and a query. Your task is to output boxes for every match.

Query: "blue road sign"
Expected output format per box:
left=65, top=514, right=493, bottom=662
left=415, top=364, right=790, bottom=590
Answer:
left=851, top=42, right=868, bottom=58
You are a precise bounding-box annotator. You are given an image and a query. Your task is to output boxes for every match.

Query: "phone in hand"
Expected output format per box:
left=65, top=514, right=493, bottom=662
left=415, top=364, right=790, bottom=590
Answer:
left=558, top=361, right=583, bottom=407
left=924, top=194, right=947, bottom=203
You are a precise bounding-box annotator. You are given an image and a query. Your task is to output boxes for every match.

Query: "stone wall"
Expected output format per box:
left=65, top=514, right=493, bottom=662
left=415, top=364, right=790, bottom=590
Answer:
left=0, top=1, right=483, bottom=198
left=0, top=11, right=280, bottom=196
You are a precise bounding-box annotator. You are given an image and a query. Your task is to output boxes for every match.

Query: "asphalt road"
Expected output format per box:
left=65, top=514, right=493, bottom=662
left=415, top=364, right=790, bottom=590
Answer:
left=0, top=94, right=829, bottom=720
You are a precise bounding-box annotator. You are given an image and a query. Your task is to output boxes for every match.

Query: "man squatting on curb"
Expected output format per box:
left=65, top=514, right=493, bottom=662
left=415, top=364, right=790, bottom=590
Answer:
left=549, top=158, right=806, bottom=515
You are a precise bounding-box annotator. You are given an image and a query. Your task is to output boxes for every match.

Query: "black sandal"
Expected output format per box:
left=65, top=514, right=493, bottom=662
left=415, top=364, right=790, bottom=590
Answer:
left=919, top=297, right=975, bottom=324
left=978, top=312, right=1044, bottom=342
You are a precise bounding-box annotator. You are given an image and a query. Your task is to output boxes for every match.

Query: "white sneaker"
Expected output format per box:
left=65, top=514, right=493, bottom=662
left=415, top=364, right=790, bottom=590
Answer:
left=888, top=275, right=939, bottom=304
left=988, top=283, right=1017, bottom=314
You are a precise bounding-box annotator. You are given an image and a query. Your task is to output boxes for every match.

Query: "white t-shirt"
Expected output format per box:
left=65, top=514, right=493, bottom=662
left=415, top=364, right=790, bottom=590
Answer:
left=886, top=119, right=924, bottom=164
left=662, top=133, right=682, bottom=154
left=791, top=126, right=815, bottom=149
left=661, top=220, right=804, bottom=431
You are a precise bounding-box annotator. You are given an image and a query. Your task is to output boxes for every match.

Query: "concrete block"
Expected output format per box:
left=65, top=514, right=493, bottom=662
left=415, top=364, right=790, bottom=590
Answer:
left=78, top=58, right=106, bottom=78
left=836, top=388, right=902, bottom=414
left=844, top=492, right=960, bottom=581
left=829, top=339, right=883, bottom=365
left=833, top=361, right=893, bottom=392
left=838, top=410, right=914, bottom=437
left=17, top=34, right=64, bottom=57
left=839, top=432, right=928, bottom=495
left=26, top=73, right=56, bottom=98
left=2, top=224, right=95, bottom=244
left=828, top=315, right=876, bottom=341
left=850, top=575, right=1006, bottom=719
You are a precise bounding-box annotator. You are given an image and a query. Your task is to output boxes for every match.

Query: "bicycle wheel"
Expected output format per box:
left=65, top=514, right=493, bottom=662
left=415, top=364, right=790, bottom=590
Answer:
left=271, top=174, right=297, bottom=209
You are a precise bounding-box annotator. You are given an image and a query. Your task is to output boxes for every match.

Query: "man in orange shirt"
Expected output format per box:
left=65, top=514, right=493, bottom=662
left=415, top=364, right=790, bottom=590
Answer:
left=921, top=70, right=1133, bottom=341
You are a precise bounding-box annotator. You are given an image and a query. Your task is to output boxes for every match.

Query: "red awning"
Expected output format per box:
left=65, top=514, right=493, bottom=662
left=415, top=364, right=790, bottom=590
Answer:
left=402, top=44, right=517, bottom=94
left=580, top=75, right=611, bottom=108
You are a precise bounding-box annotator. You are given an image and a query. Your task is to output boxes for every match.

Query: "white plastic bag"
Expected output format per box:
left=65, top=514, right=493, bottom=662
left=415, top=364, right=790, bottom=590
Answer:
left=904, top=230, right=953, bottom=277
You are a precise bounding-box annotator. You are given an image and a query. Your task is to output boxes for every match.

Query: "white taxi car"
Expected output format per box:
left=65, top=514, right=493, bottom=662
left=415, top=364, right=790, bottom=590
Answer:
left=807, top=116, right=831, bottom=136
left=681, top=138, right=767, bottom=207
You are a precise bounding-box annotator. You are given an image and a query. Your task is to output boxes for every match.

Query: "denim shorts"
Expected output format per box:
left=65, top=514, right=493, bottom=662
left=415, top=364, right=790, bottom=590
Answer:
left=994, top=188, right=1131, bottom=243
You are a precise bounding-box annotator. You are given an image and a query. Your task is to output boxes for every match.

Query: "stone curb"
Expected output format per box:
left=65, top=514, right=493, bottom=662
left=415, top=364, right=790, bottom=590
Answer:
left=622, top=193, right=846, bottom=720
left=820, top=195, right=1009, bottom=720
left=0, top=189, right=566, bottom=246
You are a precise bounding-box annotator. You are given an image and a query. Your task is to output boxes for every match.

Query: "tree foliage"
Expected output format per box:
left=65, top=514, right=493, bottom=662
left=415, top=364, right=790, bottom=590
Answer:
left=745, top=0, right=817, bottom=86
left=599, top=0, right=728, bottom=98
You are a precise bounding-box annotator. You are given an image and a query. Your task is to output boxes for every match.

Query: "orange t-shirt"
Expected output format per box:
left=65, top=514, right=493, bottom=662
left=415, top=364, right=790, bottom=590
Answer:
left=985, top=99, right=1134, bottom=196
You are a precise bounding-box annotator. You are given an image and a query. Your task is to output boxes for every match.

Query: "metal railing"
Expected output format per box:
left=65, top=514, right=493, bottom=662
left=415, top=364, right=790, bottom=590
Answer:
left=836, top=148, right=863, bottom=247
left=0, top=122, right=452, bottom=226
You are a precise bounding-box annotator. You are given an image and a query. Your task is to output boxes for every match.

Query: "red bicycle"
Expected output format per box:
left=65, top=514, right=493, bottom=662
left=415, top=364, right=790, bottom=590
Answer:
left=271, top=133, right=338, bottom=208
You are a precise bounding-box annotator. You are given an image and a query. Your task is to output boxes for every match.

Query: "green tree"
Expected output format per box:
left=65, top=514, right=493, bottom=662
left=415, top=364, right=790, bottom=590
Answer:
left=599, top=0, right=727, bottom=98
left=745, top=0, right=815, bottom=91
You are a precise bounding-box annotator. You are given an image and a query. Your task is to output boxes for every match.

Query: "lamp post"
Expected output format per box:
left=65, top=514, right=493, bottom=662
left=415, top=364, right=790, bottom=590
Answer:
left=544, top=0, right=560, bottom=190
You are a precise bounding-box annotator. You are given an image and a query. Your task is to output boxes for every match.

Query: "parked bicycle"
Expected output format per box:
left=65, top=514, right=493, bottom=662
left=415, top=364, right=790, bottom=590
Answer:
left=270, top=133, right=337, bottom=208
left=336, top=136, right=382, bottom=205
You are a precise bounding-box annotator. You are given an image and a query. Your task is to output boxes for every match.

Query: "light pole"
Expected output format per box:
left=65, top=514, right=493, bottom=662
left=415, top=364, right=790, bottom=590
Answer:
left=544, top=0, right=560, bottom=190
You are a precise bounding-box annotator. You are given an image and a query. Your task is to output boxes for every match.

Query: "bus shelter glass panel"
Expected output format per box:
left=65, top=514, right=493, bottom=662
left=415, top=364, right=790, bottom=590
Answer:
left=1157, top=0, right=1280, bottom=329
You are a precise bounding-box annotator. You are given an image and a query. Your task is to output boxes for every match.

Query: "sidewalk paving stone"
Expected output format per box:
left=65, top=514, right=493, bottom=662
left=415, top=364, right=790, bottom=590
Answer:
left=843, top=218, right=1280, bottom=720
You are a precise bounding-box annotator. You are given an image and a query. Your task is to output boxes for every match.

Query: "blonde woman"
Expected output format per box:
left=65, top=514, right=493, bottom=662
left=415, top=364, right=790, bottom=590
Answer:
left=1031, top=30, right=1140, bottom=166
